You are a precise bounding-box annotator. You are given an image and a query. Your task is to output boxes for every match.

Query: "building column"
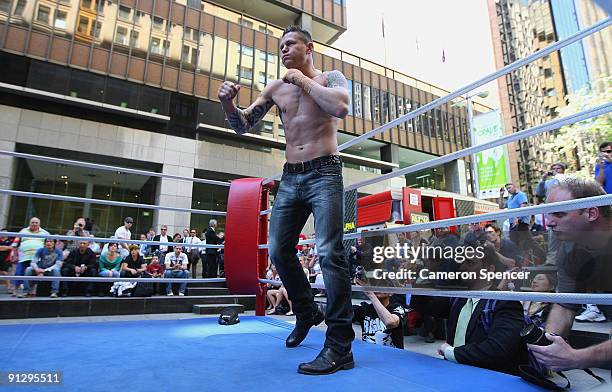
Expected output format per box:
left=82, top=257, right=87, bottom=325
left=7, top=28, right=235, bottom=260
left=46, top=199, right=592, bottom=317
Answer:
left=0, top=140, right=16, bottom=229
left=296, top=13, right=313, bottom=34
left=153, top=164, right=194, bottom=235
left=82, top=182, right=94, bottom=218
left=444, top=159, right=468, bottom=196
left=380, top=144, right=406, bottom=188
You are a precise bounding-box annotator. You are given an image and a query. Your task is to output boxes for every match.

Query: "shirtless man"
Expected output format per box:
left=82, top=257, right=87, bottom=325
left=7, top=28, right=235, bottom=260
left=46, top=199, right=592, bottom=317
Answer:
left=218, top=25, right=354, bottom=375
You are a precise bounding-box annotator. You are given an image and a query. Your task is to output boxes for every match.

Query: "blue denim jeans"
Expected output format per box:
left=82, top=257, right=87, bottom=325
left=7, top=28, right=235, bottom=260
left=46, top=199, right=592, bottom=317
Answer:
left=24, top=266, right=61, bottom=294
left=269, top=161, right=354, bottom=354
left=164, top=270, right=189, bottom=294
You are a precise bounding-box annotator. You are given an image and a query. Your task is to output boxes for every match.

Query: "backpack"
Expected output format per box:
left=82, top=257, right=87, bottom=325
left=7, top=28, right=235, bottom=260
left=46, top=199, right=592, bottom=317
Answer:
left=131, top=273, right=154, bottom=297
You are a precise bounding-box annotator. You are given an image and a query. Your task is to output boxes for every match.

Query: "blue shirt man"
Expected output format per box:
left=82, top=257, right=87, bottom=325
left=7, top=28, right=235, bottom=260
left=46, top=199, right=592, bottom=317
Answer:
left=595, top=142, right=612, bottom=194
left=500, top=183, right=529, bottom=226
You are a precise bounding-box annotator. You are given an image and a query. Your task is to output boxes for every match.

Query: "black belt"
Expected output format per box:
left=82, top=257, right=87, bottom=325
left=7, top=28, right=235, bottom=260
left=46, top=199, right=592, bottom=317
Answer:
left=283, top=155, right=342, bottom=174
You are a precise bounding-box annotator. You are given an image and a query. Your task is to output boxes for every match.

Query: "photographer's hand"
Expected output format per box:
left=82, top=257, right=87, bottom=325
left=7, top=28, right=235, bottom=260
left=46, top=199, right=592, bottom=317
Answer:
left=528, top=333, right=578, bottom=371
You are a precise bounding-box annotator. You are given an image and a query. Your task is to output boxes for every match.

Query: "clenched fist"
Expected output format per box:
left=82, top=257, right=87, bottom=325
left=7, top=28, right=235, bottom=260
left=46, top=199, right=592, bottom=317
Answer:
left=218, top=81, right=240, bottom=102
left=282, top=69, right=305, bottom=86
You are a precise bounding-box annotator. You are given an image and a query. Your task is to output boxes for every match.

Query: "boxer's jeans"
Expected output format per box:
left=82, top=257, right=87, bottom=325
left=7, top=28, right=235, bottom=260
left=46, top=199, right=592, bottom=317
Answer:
left=269, top=162, right=354, bottom=355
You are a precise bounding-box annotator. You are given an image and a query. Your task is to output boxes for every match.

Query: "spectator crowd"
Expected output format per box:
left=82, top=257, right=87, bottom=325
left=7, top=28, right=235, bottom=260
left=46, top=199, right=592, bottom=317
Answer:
left=1, top=217, right=225, bottom=297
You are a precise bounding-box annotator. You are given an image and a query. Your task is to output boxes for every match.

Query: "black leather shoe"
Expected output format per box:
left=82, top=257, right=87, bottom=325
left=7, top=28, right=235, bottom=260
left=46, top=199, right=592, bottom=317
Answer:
left=298, top=347, right=354, bottom=375
left=285, top=307, right=325, bottom=348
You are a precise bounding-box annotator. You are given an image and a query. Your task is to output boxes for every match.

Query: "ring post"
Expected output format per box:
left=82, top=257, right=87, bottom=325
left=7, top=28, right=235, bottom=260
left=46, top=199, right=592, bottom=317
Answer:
left=224, top=178, right=273, bottom=316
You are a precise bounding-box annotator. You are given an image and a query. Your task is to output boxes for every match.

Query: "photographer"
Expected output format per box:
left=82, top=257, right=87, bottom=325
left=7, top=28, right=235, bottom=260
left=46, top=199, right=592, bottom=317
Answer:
left=64, top=217, right=90, bottom=258
left=353, top=278, right=406, bottom=349
left=529, top=178, right=612, bottom=372
left=535, top=163, right=566, bottom=202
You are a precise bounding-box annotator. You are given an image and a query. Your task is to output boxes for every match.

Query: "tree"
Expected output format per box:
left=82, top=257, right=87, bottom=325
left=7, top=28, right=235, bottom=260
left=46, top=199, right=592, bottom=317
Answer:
left=543, top=75, right=612, bottom=178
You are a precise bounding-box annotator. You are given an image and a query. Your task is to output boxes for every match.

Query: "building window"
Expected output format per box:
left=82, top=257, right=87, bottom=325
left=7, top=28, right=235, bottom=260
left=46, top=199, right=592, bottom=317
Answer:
left=239, top=45, right=254, bottom=57
left=54, top=10, right=67, bottom=29
left=129, top=30, right=139, bottom=47
left=237, top=66, right=252, bottom=82
left=381, top=92, right=389, bottom=124
left=182, top=45, right=198, bottom=66
left=389, top=94, right=396, bottom=121
left=258, top=72, right=267, bottom=85
left=397, top=96, right=404, bottom=130
left=115, top=27, right=128, bottom=45
left=14, top=0, right=27, bottom=16
left=238, top=17, right=253, bottom=28
left=184, top=27, right=197, bottom=42
left=118, top=5, right=131, bottom=20
left=153, top=16, right=164, bottom=30
left=259, top=51, right=276, bottom=63
left=262, top=120, right=273, bottom=135
left=37, top=5, right=50, bottom=24
left=372, top=88, right=380, bottom=123
left=77, top=16, right=88, bottom=34
left=135, top=10, right=145, bottom=24
left=0, top=0, right=9, bottom=13
left=150, top=38, right=170, bottom=56
left=363, top=86, right=371, bottom=121
left=353, top=81, right=362, bottom=118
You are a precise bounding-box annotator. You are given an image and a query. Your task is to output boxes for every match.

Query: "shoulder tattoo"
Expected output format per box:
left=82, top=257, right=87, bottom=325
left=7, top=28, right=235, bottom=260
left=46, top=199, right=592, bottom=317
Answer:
left=326, top=70, right=348, bottom=89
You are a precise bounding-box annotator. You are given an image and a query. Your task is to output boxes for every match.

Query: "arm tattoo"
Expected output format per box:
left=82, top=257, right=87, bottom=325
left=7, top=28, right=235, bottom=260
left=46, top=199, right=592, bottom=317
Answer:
left=227, top=97, right=274, bottom=134
left=326, top=70, right=348, bottom=89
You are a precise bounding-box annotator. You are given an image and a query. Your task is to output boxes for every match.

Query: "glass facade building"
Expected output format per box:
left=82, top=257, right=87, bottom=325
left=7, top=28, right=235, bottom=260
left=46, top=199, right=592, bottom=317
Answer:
left=0, top=0, right=486, bottom=234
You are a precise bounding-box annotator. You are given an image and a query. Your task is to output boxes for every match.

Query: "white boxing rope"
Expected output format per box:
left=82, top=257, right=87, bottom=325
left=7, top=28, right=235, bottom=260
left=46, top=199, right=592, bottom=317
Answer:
left=260, top=17, right=611, bottom=187
left=1, top=276, right=227, bottom=284
left=346, top=103, right=611, bottom=191
left=337, top=17, right=611, bottom=152
left=258, top=103, right=610, bottom=215
left=0, top=231, right=224, bottom=249
left=257, top=194, right=612, bottom=248
left=0, top=150, right=231, bottom=187
left=0, top=189, right=226, bottom=216
left=258, top=279, right=612, bottom=305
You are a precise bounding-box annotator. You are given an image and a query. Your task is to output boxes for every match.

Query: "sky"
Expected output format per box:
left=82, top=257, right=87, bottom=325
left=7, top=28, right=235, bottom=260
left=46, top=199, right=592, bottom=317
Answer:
left=333, top=0, right=501, bottom=109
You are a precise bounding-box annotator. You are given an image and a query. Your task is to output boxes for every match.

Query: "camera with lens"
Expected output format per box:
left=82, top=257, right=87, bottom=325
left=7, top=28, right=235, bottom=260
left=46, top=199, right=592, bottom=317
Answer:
left=520, top=323, right=552, bottom=346
left=354, top=265, right=366, bottom=281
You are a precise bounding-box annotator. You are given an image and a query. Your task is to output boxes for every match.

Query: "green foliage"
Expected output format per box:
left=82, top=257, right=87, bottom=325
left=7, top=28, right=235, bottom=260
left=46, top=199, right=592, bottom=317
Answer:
left=542, top=75, right=612, bottom=178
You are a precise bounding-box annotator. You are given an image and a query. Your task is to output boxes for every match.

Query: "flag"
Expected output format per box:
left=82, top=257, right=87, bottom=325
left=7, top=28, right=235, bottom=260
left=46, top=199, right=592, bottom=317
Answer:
left=381, top=15, right=385, bottom=38
left=442, top=49, right=446, bottom=62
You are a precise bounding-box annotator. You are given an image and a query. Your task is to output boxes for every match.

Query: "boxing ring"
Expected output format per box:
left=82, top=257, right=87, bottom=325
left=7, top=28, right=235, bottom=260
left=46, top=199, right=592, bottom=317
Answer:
left=0, top=16, right=611, bottom=391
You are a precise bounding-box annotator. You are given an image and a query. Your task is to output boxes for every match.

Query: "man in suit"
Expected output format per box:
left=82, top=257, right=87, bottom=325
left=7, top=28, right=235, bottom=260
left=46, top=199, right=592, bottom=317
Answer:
left=204, top=219, right=224, bottom=278
left=150, top=226, right=170, bottom=261
left=437, top=239, right=527, bottom=375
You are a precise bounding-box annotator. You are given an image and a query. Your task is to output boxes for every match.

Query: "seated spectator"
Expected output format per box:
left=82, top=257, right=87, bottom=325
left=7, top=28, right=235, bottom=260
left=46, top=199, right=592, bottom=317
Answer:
left=164, top=245, right=190, bottom=296
left=483, top=224, right=523, bottom=269
left=98, top=243, right=122, bottom=278
left=265, top=265, right=282, bottom=315
left=522, top=273, right=556, bottom=328
left=146, top=255, right=164, bottom=278
left=139, top=234, right=151, bottom=258
left=23, top=239, right=63, bottom=298
left=61, top=240, right=98, bottom=296
left=277, top=258, right=310, bottom=316
left=353, top=279, right=406, bottom=349
left=120, top=245, right=147, bottom=278
left=437, top=244, right=527, bottom=375
left=0, top=230, right=13, bottom=289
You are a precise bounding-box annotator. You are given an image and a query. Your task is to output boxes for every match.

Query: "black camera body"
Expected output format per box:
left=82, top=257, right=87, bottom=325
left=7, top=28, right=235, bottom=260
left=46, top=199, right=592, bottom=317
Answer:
left=520, top=323, right=552, bottom=346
